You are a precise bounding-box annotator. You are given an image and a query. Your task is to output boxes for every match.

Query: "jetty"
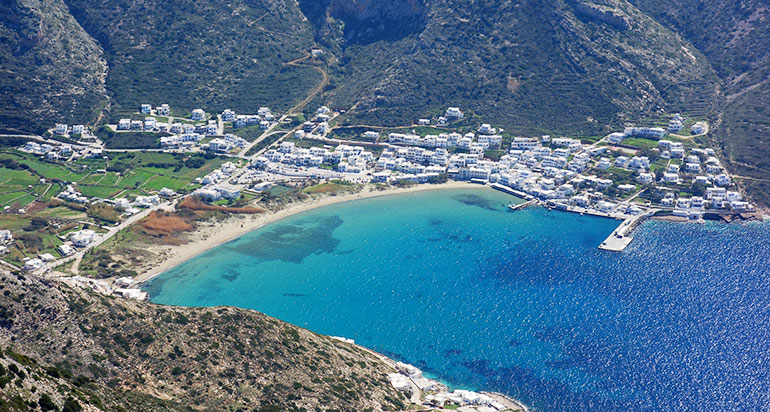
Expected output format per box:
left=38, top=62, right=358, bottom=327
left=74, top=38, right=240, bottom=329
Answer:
left=599, top=212, right=652, bottom=252
left=508, top=199, right=536, bottom=211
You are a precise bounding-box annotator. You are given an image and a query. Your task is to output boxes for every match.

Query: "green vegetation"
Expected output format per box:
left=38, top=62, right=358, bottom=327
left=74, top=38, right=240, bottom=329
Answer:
left=224, top=124, right=268, bottom=142
left=246, top=133, right=285, bottom=156
left=96, top=126, right=167, bottom=149
left=63, top=0, right=319, bottom=119
left=328, top=127, right=379, bottom=142
left=622, top=137, right=660, bottom=149
left=0, top=148, right=231, bottom=267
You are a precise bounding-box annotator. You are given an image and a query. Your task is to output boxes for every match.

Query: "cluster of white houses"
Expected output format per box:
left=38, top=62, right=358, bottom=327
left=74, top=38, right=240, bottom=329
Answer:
left=250, top=113, right=748, bottom=217
left=192, top=161, right=241, bottom=202
left=19, top=228, right=95, bottom=271
left=120, top=104, right=274, bottom=152
left=52, top=123, right=91, bottom=138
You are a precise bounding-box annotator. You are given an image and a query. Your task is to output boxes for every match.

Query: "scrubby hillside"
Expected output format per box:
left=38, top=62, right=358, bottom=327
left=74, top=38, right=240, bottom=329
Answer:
left=0, top=0, right=107, bottom=134
left=630, top=0, right=770, bottom=205
left=62, top=0, right=320, bottom=119
left=0, top=270, right=407, bottom=411
left=308, top=0, right=715, bottom=137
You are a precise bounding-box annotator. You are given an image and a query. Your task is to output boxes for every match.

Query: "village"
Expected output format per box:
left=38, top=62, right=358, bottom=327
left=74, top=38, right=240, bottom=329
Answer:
left=0, top=101, right=759, bottom=412
left=0, top=101, right=755, bottom=283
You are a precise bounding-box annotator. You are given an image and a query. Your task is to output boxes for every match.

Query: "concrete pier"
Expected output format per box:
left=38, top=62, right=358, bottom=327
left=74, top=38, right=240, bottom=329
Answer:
left=599, top=213, right=650, bottom=252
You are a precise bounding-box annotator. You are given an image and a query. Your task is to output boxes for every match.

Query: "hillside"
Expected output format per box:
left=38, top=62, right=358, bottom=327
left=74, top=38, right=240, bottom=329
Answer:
left=3, top=0, right=714, bottom=137
left=0, top=0, right=107, bottom=134
left=0, top=270, right=408, bottom=411
left=306, top=0, right=715, bottom=136
left=629, top=0, right=770, bottom=205
left=62, top=0, right=320, bottom=120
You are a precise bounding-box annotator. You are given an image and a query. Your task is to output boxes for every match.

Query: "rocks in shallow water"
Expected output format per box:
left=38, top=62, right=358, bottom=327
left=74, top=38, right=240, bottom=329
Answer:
left=389, top=360, right=525, bottom=411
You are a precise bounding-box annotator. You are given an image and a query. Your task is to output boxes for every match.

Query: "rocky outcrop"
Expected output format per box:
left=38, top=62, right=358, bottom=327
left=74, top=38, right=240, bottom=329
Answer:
left=572, top=1, right=630, bottom=30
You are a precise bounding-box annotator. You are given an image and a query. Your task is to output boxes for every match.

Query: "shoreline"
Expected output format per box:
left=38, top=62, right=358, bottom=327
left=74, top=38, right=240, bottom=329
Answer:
left=134, top=181, right=479, bottom=284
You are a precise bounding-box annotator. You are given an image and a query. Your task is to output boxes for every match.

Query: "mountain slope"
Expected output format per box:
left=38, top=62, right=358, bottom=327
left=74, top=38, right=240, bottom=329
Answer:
left=309, top=0, right=715, bottom=136
left=629, top=0, right=770, bottom=205
left=62, top=0, right=320, bottom=119
left=0, top=270, right=407, bottom=411
left=0, top=0, right=107, bottom=134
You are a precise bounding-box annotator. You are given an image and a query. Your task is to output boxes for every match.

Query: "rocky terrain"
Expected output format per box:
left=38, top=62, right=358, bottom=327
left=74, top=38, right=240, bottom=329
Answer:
left=0, top=0, right=107, bottom=134
left=0, top=269, right=408, bottom=411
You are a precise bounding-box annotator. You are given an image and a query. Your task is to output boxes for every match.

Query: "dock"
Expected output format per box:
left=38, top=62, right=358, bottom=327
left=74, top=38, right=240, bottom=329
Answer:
left=598, top=212, right=651, bottom=252
left=508, top=199, right=536, bottom=211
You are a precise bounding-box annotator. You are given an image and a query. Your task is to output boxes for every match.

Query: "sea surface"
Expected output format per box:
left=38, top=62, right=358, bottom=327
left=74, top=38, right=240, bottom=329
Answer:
left=145, top=187, right=770, bottom=411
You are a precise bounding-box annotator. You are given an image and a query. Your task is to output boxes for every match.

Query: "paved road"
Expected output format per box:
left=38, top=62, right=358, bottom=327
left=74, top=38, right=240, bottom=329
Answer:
left=237, top=115, right=288, bottom=157
left=44, top=200, right=174, bottom=275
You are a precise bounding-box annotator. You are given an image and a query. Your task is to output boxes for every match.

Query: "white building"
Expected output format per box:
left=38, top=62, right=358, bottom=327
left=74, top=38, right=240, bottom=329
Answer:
left=57, top=244, right=76, bottom=257
left=23, top=258, right=44, bottom=271
left=607, top=132, right=625, bottom=144
left=445, top=107, right=464, bottom=120
left=691, top=121, right=707, bottom=135
left=140, top=104, right=152, bottom=114
left=70, top=229, right=95, bottom=247
left=191, top=109, right=206, bottom=120
left=222, top=109, right=236, bottom=121
left=362, top=131, right=379, bottom=140
left=624, top=127, right=666, bottom=139
left=157, top=104, right=170, bottom=116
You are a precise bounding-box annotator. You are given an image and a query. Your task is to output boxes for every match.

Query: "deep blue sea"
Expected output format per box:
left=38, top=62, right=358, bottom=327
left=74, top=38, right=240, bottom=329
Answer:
left=145, top=187, right=770, bottom=411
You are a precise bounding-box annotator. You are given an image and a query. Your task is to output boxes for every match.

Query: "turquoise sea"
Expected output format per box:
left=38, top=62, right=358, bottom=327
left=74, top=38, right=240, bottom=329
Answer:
left=145, top=187, right=770, bottom=411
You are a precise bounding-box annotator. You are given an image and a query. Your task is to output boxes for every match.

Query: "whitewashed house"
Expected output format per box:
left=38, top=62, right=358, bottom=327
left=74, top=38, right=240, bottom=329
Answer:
left=70, top=229, right=95, bottom=247
left=191, top=109, right=206, bottom=120
left=157, top=104, right=170, bottom=116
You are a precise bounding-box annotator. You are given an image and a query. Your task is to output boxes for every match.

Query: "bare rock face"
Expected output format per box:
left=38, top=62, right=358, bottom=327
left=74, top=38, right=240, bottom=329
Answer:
left=571, top=1, right=630, bottom=30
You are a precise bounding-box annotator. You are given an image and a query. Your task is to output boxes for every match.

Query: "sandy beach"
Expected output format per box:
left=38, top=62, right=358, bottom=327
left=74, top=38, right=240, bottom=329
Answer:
left=135, top=181, right=479, bottom=283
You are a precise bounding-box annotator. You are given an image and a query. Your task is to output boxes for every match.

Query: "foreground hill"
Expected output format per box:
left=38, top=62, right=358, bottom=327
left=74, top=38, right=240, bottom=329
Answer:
left=0, top=270, right=407, bottom=411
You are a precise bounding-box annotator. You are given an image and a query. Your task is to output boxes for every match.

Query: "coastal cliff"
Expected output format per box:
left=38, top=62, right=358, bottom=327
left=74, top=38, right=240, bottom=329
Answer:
left=0, top=270, right=407, bottom=411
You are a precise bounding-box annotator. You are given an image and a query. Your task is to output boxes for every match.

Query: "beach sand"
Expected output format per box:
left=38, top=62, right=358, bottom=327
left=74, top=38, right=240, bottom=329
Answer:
left=135, top=181, right=478, bottom=283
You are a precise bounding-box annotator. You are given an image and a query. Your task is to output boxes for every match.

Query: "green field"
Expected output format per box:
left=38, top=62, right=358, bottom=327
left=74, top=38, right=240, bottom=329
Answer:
left=140, top=174, right=189, bottom=191
left=622, top=137, right=660, bottom=149
left=119, top=169, right=155, bottom=188
left=77, top=185, right=123, bottom=199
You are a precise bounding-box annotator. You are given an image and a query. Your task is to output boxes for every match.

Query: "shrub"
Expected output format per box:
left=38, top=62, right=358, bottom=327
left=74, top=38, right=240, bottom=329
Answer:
left=38, top=394, right=58, bottom=412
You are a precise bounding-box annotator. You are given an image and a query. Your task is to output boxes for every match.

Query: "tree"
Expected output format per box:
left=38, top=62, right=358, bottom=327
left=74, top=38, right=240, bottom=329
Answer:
left=63, top=397, right=83, bottom=412
left=38, top=394, right=58, bottom=412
